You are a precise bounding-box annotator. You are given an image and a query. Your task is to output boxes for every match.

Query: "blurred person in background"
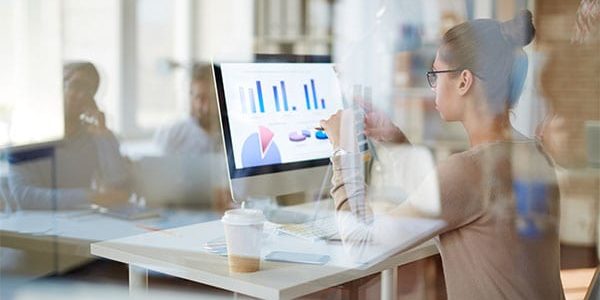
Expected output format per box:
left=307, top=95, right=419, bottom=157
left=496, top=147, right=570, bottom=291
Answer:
left=152, top=63, right=231, bottom=213
left=7, top=61, right=132, bottom=210
left=153, top=63, right=221, bottom=155
left=536, top=0, right=600, bottom=168
left=321, top=10, right=564, bottom=299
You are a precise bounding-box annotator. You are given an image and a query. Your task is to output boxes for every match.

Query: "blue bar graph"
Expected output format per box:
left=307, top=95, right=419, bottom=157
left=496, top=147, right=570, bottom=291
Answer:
left=256, top=81, right=265, bottom=113
left=272, top=86, right=280, bottom=112
left=280, top=81, right=289, bottom=111
left=248, top=88, right=257, bottom=113
left=240, top=79, right=328, bottom=114
left=310, top=79, right=318, bottom=110
left=239, top=87, right=247, bottom=113
left=304, top=84, right=311, bottom=110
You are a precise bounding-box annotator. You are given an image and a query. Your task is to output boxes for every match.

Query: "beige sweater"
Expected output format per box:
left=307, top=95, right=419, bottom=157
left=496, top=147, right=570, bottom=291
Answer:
left=331, top=140, right=564, bottom=300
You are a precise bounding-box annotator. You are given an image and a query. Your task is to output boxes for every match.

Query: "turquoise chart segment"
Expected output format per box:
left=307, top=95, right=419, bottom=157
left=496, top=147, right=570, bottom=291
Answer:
left=315, top=131, right=328, bottom=140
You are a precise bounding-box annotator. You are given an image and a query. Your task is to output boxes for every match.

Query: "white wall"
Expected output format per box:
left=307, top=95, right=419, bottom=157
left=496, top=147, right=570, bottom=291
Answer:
left=333, top=0, right=395, bottom=111
left=62, top=0, right=123, bottom=133
left=194, top=0, right=254, bottom=62
left=1, top=0, right=63, bottom=148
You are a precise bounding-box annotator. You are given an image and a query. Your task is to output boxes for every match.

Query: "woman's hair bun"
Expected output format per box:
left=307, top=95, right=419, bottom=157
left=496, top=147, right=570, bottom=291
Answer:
left=501, top=9, right=536, bottom=47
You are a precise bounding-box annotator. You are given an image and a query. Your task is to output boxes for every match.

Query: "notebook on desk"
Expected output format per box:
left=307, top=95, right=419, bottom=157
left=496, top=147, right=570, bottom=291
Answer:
left=277, top=210, right=446, bottom=268
left=349, top=215, right=445, bottom=268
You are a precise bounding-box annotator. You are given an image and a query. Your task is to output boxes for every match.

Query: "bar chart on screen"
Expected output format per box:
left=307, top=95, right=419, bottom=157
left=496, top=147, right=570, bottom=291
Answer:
left=237, top=78, right=330, bottom=114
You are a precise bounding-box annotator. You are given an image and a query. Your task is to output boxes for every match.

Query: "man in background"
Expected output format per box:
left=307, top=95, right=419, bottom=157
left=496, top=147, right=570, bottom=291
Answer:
left=153, top=63, right=220, bottom=155
left=151, top=63, right=231, bottom=212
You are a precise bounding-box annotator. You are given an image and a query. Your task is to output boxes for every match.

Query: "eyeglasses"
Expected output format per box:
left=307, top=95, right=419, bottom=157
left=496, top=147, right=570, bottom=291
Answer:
left=425, top=69, right=462, bottom=88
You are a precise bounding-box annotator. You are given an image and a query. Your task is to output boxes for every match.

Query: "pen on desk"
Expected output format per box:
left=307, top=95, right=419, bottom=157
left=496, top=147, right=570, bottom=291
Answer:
left=60, top=209, right=97, bottom=219
left=136, top=224, right=176, bottom=236
left=325, top=237, right=342, bottom=244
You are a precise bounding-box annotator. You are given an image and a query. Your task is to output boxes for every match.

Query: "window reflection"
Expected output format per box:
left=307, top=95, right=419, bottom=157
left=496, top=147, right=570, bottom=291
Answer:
left=0, top=1, right=597, bottom=299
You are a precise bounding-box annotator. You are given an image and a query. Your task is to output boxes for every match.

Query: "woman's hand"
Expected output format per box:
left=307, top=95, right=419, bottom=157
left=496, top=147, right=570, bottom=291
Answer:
left=364, top=109, right=408, bottom=144
left=82, top=108, right=109, bottom=135
left=320, top=109, right=359, bottom=153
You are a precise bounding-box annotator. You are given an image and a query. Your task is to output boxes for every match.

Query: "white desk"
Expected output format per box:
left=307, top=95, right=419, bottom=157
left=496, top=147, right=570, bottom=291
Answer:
left=91, top=218, right=442, bottom=300
left=0, top=210, right=219, bottom=274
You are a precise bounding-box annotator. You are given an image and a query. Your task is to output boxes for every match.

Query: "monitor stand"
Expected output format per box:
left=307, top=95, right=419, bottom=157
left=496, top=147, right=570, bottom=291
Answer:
left=242, top=194, right=312, bottom=224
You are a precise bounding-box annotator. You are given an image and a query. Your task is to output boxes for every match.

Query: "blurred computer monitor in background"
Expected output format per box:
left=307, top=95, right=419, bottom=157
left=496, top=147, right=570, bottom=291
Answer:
left=131, top=153, right=228, bottom=209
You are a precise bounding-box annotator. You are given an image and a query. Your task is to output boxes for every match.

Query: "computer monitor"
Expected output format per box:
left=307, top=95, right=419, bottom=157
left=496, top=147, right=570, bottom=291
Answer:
left=213, top=59, right=344, bottom=204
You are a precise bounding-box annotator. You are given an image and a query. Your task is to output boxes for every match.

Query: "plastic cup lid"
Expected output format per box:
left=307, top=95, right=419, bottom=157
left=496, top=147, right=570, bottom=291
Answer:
left=221, top=209, right=265, bottom=225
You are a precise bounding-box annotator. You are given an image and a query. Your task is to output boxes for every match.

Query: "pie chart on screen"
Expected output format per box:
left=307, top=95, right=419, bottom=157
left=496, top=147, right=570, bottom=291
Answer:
left=241, top=126, right=281, bottom=167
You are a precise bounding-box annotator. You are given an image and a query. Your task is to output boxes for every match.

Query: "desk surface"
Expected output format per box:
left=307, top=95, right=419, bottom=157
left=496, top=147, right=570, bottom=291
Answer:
left=91, top=218, right=441, bottom=300
left=0, top=210, right=219, bottom=256
left=0, top=209, right=220, bottom=279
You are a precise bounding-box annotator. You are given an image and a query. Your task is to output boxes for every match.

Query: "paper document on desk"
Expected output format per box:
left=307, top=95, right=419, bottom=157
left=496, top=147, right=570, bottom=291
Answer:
left=334, top=213, right=446, bottom=269
left=259, top=214, right=445, bottom=270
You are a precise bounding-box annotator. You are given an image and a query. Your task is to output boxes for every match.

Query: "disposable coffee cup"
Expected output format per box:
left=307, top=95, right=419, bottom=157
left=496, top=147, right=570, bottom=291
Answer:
left=221, top=209, right=265, bottom=273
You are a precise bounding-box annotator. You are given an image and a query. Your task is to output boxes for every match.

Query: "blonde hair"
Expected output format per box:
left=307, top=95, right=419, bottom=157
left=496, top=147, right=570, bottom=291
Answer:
left=439, top=10, right=535, bottom=114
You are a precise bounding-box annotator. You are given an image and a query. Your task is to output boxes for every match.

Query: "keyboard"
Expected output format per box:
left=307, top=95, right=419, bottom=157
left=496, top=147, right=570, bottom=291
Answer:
left=277, top=217, right=339, bottom=241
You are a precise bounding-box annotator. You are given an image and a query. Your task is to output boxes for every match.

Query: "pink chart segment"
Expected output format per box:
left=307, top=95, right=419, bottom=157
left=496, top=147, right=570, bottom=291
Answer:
left=241, top=127, right=281, bottom=168
left=258, top=126, right=275, bottom=155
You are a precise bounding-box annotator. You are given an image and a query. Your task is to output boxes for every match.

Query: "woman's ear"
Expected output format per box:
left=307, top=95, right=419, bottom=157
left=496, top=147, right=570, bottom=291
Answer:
left=457, top=69, right=474, bottom=96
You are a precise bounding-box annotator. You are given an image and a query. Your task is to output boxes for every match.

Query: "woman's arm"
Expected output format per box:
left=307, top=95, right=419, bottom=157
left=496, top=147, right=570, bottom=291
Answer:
left=8, top=161, right=92, bottom=210
left=330, top=150, right=487, bottom=263
left=7, top=131, right=132, bottom=210
left=364, top=110, right=410, bottom=144
left=330, top=152, right=375, bottom=261
left=322, top=109, right=488, bottom=260
left=92, top=131, right=132, bottom=191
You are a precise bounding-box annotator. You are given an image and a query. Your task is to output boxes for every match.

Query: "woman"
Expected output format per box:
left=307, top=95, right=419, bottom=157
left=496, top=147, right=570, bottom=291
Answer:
left=8, top=62, right=131, bottom=210
left=320, top=11, right=564, bottom=299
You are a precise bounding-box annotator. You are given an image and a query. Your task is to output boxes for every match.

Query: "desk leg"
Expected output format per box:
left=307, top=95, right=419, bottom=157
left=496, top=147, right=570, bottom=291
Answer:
left=381, top=267, right=397, bottom=300
left=128, top=264, right=148, bottom=294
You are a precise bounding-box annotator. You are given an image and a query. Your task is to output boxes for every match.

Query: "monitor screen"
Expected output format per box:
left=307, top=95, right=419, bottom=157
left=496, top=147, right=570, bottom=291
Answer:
left=214, top=62, right=344, bottom=179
